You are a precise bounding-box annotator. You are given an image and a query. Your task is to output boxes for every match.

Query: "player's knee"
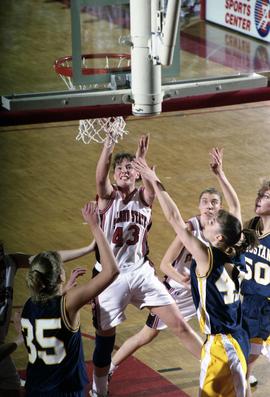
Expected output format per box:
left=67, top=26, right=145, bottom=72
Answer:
left=93, top=334, right=116, bottom=368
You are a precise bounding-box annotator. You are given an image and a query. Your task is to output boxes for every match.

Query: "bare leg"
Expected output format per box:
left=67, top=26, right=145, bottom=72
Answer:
left=112, top=325, right=159, bottom=368
left=246, top=354, right=260, bottom=397
left=151, top=303, right=203, bottom=360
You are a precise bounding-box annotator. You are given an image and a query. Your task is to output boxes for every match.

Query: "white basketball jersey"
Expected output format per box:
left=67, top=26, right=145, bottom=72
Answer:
left=96, top=186, right=152, bottom=271
left=165, top=216, right=209, bottom=289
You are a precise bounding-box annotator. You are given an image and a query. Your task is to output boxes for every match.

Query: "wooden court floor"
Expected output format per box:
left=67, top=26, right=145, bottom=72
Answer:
left=1, top=101, right=270, bottom=396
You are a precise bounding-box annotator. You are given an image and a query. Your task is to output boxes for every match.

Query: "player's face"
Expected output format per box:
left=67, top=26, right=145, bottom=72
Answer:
left=199, top=193, right=221, bottom=221
left=255, top=189, right=270, bottom=216
left=203, top=216, right=222, bottom=244
left=113, top=158, right=139, bottom=188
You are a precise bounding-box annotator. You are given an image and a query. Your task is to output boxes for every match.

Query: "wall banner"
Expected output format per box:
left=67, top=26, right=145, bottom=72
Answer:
left=206, top=0, right=270, bottom=43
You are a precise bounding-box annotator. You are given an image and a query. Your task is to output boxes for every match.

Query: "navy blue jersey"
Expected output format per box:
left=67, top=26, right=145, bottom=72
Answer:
left=21, top=295, right=88, bottom=396
left=232, top=252, right=246, bottom=272
left=190, top=246, right=244, bottom=335
left=241, top=217, right=270, bottom=297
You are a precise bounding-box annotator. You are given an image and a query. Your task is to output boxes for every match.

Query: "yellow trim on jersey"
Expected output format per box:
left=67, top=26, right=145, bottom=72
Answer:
left=265, top=336, right=270, bottom=345
left=205, top=247, right=214, bottom=278
left=198, top=277, right=207, bottom=332
left=196, top=249, right=213, bottom=333
left=61, top=295, right=80, bottom=333
left=196, top=247, right=213, bottom=278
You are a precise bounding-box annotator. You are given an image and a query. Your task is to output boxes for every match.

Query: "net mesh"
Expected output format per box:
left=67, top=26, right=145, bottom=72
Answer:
left=77, top=117, right=128, bottom=146
left=54, top=54, right=130, bottom=145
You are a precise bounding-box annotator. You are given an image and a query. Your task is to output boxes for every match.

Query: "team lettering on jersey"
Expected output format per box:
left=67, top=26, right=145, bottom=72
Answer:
left=246, top=244, right=270, bottom=262
left=113, top=209, right=148, bottom=228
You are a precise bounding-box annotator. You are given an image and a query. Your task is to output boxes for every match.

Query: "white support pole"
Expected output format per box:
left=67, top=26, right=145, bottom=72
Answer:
left=160, top=0, right=181, bottom=66
left=130, top=0, right=162, bottom=116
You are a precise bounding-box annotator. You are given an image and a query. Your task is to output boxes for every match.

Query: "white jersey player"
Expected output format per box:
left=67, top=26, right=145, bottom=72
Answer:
left=159, top=215, right=209, bottom=325
left=90, top=135, right=203, bottom=397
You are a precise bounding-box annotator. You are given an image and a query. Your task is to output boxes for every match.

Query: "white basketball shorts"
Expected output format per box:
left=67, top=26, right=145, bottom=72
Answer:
left=92, top=260, right=174, bottom=330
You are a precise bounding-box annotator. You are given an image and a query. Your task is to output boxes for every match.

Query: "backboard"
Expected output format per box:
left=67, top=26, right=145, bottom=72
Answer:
left=0, top=0, right=269, bottom=124
left=69, top=0, right=180, bottom=89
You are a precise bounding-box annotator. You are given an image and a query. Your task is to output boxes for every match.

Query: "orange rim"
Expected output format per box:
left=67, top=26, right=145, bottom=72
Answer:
left=54, top=53, right=131, bottom=77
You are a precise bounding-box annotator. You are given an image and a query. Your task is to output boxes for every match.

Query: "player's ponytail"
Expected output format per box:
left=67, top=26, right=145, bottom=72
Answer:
left=27, top=251, right=62, bottom=302
left=216, top=210, right=258, bottom=256
left=236, top=229, right=259, bottom=254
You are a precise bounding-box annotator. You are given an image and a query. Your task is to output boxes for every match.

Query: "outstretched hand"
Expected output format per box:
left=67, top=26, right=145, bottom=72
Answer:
left=132, top=158, right=158, bottom=183
left=209, top=147, right=224, bottom=175
left=82, top=201, right=99, bottom=227
left=136, top=134, right=150, bottom=160
left=63, top=267, right=87, bottom=293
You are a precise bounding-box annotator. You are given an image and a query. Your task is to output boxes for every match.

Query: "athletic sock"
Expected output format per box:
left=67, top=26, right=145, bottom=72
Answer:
left=109, top=361, right=118, bottom=376
left=92, top=373, right=108, bottom=396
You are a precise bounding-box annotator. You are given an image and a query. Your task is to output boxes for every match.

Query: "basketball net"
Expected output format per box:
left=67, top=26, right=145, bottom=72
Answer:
left=54, top=54, right=130, bottom=145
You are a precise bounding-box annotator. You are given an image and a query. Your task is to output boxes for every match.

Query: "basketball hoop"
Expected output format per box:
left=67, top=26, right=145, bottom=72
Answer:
left=54, top=53, right=131, bottom=145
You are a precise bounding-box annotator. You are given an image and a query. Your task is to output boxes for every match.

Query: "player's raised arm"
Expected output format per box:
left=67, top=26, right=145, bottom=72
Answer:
left=96, top=138, right=115, bottom=203
left=133, top=159, right=209, bottom=275
left=136, top=134, right=155, bottom=205
left=65, top=202, right=119, bottom=325
left=209, top=147, right=242, bottom=223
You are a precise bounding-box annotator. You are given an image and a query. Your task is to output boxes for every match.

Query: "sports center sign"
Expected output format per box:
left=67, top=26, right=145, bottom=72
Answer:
left=206, top=0, right=270, bottom=42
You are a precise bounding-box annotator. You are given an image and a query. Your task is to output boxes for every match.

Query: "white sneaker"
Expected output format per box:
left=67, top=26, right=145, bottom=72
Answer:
left=249, top=375, right=258, bottom=387
left=89, top=390, right=108, bottom=397
left=20, top=378, right=26, bottom=387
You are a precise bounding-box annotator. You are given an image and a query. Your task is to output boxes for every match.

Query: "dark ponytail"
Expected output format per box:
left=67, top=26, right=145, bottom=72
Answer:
left=236, top=228, right=259, bottom=254
left=216, top=210, right=259, bottom=256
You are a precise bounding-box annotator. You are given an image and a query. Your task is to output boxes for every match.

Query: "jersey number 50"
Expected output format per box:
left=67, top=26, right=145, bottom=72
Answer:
left=245, top=258, right=269, bottom=286
left=21, top=318, right=66, bottom=365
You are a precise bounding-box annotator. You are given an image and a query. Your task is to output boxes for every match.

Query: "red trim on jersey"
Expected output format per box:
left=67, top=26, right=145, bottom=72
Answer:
left=118, top=187, right=138, bottom=205
left=98, top=188, right=116, bottom=216
left=139, top=186, right=151, bottom=207
left=142, top=213, right=152, bottom=257
left=98, top=186, right=148, bottom=212
left=186, top=220, right=195, bottom=232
